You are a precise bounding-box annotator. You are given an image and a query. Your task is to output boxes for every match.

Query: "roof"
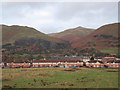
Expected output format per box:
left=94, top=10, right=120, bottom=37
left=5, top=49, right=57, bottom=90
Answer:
left=33, top=60, right=83, bottom=63
left=104, top=57, right=116, bottom=59
left=95, top=57, right=102, bottom=59
left=115, top=60, right=120, bottom=63
left=107, top=60, right=120, bottom=63
left=88, top=60, right=103, bottom=63
left=106, top=60, right=114, bottom=63
left=7, top=60, right=30, bottom=63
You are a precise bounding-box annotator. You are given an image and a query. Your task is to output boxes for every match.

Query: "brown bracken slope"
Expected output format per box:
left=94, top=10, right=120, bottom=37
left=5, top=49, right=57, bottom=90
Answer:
left=72, top=23, right=119, bottom=55
left=49, top=26, right=95, bottom=43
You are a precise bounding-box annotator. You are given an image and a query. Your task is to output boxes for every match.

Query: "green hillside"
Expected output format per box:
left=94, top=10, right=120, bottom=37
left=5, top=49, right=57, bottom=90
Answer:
left=2, top=25, right=63, bottom=45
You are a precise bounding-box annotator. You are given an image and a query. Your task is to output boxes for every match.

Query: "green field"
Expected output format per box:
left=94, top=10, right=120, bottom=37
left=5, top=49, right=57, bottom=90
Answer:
left=100, top=48, right=118, bottom=55
left=2, top=68, right=119, bottom=88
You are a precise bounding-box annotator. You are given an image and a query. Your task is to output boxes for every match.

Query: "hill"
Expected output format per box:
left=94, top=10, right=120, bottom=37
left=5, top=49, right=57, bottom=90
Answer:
left=2, top=25, right=64, bottom=45
left=72, top=23, right=119, bottom=56
left=2, top=25, right=72, bottom=61
left=49, top=26, right=95, bottom=42
left=1, top=23, right=119, bottom=61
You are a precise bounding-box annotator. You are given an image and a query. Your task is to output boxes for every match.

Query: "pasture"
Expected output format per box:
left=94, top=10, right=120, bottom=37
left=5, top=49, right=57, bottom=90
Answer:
left=2, top=67, right=119, bottom=88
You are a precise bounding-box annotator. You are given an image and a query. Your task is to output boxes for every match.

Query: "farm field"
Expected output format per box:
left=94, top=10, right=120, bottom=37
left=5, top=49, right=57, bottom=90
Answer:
left=2, top=67, right=119, bottom=88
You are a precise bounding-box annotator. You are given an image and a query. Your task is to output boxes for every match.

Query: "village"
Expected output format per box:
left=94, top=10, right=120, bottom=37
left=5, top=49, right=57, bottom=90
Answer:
left=1, top=56, right=120, bottom=69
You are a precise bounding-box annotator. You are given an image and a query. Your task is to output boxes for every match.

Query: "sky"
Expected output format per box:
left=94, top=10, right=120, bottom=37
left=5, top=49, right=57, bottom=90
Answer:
left=2, top=2, right=118, bottom=34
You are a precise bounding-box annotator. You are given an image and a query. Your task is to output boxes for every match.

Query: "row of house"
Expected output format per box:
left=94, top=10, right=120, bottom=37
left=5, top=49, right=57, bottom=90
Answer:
left=86, top=60, right=120, bottom=68
left=1, top=61, right=31, bottom=68
left=0, top=58, right=120, bottom=68
left=32, top=60, right=83, bottom=68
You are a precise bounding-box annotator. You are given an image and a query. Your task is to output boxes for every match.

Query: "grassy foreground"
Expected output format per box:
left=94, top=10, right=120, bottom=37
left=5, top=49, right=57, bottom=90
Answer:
left=2, top=68, right=119, bottom=88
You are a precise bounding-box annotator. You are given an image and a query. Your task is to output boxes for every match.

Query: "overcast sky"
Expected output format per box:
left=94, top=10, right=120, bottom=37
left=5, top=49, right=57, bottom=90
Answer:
left=2, top=2, right=118, bottom=34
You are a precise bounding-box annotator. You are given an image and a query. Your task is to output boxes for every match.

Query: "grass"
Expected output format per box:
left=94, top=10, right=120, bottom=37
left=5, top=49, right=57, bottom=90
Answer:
left=2, top=68, right=119, bottom=88
left=100, top=48, right=118, bottom=55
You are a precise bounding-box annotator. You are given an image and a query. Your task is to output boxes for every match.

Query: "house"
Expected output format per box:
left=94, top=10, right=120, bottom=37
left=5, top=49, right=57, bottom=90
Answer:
left=82, top=56, right=90, bottom=62
left=104, top=57, right=116, bottom=59
left=61, top=60, right=83, bottom=67
left=33, top=60, right=57, bottom=68
left=116, top=58, right=120, bottom=60
left=105, top=60, right=120, bottom=68
left=102, top=57, right=116, bottom=63
left=2, top=57, right=119, bottom=68
left=7, top=61, right=31, bottom=68
left=0, top=62, right=5, bottom=69
left=32, top=60, right=83, bottom=68
left=2, top=48, right=6, bottom=51
left=94, top=57, right=102, bottom=61
left=86, top=60, right=104, bottom=68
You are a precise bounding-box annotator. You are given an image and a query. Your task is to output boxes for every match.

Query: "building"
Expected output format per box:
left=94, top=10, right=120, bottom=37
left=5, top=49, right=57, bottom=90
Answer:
left=86, top=60, right=104, bottom=68
left=32, top=60, right=83, bottom=68
left=105, top=60, right=120, bottom=68
left=1, top=57, right=120, bottom=68
left=102, top=57, right=116, bottom=63
left=104, top=57, right=116, bottom=59
left=94, top=57, right=102, bottom=61
left=82, top=56, right=90, bottom=62
left=6, top=61, right=31, bottom=68
left=0, top=62, right=5, bottom=69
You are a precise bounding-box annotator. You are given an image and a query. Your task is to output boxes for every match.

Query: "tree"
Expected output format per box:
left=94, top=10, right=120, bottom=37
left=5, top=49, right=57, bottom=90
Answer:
left=2, top=55, right=8, bottom=62
left=29, top=54, right=34, bottom=60
left=90, top=56, right=94, bottom=60
left=93, top=42, right=96, bottom=46
left=8, top=54, right=15, bottom=61
left=37, top=54, right=43, bottom=60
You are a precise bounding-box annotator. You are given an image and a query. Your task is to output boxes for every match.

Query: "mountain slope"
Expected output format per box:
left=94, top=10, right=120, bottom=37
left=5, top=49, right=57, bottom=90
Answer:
left=2, top=25, right=72, bottom=58
left=2, top=25, right=64, bottom=45
left=49, top=26, right=95, bottom=42
left=72, top=23, right=119, bottom=56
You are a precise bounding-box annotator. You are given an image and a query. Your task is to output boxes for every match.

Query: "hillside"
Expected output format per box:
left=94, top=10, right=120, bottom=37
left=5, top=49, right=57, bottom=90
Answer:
left=2, top=25, right=72, bottom=61
left=72, top=23, right=119, bottom=56
left=49, top=26, right=95, bottom=42
left=1, top=23, right=119, bottom=61
left=2, top=25, right=66, bottom=45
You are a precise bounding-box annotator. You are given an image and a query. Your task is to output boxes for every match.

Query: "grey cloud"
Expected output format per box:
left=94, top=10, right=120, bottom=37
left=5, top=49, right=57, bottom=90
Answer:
left=54, top=2, right=118, bottom=21
left=2, top=2, right=118, bottom=34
